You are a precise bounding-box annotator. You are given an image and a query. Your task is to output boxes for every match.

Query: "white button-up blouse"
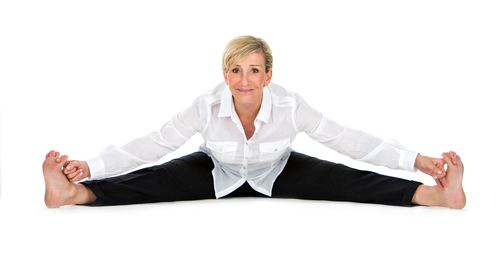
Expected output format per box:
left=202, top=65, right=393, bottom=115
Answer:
left=86, top=82, right=418, bottom=198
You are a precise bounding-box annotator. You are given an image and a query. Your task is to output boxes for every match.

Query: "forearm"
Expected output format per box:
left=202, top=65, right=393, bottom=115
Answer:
left=341, top=131, right=418, bottom=171
left=309, top=117, right=418, bottom=171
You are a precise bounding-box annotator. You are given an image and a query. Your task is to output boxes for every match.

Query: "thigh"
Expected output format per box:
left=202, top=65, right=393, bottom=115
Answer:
left=272, top=152, right=421, bottom=206
left=83, top=152, right=216, bottom=206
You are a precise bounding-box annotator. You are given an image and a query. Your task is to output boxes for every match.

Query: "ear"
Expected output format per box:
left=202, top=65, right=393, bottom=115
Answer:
left=223, top=70, right=229, bottom=85
left=264, top=69, right=273, bottom=86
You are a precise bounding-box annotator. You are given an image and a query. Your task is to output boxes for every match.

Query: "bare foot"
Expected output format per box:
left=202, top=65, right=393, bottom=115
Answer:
left=442, top=152, right=466, bottom=209
left=43, top=154, right=78, bottom=208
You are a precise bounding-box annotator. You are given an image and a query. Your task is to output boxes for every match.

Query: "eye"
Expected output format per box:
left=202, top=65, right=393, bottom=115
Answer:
left=231, top=68, right=239, bottom=73
left=251, top=68, right=259, bottom=73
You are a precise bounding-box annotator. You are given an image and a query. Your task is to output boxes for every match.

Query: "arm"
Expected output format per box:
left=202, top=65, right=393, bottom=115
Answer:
left=75, top=95, right=206, bottom=181
left=294, top=95, right=417, bottom=171
left=294, top=95, right=456, bottom=189
left=311, top=119, right=419, bottom=171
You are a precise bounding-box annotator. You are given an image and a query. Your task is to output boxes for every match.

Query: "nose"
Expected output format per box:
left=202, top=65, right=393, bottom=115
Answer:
left=241, top=72, right=249, bottom=86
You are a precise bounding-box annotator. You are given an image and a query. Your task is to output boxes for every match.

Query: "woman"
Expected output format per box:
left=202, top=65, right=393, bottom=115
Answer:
left=43, top=35, right=466, bottom=209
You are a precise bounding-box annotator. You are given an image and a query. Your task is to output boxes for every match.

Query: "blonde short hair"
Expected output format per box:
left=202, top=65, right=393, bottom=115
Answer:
left=222, top=35, right=273, bottom=73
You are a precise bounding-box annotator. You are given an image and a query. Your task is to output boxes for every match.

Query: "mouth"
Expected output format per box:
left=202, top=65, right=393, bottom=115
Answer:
left=237, top=88, right=253, bottom=94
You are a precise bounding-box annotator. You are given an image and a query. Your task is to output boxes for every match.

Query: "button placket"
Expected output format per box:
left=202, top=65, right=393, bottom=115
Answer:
left=241, top=140, right=250, bottom=178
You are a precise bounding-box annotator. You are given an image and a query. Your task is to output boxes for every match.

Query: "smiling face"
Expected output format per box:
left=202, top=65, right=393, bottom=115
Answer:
left=223, top=51, right=273, bottom=114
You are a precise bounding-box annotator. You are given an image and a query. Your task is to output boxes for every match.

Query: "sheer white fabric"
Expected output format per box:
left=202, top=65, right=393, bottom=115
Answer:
left=86, top=82, right=418, bottom=198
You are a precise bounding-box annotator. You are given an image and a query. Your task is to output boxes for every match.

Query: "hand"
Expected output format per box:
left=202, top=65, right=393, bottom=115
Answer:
left=415, top=154, right=448, bottom=189
left=45, top=150, right=91, bottom=182
left=63, top=160, right=91, bottom=182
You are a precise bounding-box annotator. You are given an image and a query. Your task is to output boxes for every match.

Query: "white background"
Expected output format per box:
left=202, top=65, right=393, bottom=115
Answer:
left=1, top=0, right=499, bottom=259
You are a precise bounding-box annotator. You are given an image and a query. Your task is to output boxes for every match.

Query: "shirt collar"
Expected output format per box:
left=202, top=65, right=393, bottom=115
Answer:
left=257, top=87, right=271, bottom=124
left=218, top=85, right=272, bottom=124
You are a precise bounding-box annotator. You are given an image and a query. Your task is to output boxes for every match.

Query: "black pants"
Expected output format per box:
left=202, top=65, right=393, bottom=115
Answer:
left=83, top=152, right=421, bottom=207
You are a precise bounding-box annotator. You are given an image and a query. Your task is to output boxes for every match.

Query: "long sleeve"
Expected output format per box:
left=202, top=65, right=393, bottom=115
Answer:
left=87, top=95, right=206, bottom=180
left=294, top=94, right=418, bottom=172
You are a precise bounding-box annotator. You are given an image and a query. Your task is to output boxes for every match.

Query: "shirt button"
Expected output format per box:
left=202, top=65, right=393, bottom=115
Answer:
left=274, top=149, right=278, bottom=152
left=220, top=149, right=223, bottom=152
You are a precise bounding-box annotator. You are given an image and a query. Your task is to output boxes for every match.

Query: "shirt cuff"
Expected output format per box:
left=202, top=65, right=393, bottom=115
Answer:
left=86, top=157, right=106, bottom=180
left=400, top=149, right=419, bottom=172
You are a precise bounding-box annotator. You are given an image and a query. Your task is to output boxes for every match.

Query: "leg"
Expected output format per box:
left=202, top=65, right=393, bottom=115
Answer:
left=272, top=152, right=421, bottom=207
left=82, top=152, right=216, bottom=206
left=43, top=154, right=96, bottom=208
left=411, top=152, right=466, bottom=209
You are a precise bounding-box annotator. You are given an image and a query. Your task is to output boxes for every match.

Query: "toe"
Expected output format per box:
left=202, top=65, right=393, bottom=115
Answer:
left=58, top=155, right=69, bottom=165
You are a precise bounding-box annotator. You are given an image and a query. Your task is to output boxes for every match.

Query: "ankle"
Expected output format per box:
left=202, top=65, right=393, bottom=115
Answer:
left=73, top=184, right=96, bottom=205
left=412, top=185, right=444, bottom=207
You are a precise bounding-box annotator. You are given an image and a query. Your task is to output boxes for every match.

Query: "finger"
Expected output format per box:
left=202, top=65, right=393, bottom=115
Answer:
left=432, top=174, right=446, bottom=189
left=64, top=167, right=78, bottom=176
left=67, top=169, right=83, bottom=179
left=67, top=170, right=78, bottom=179
left=58, top=155, right=69, bottom=165
left=431, top=160, right=445, bottom=190
left=442, top=152, right=453, bottom=165
left=430, top=164, right=444, bottom=178
left=434, top=176, right=444, bottom=190
left=64, top=168, right=78, bottom=175
left=64, top=161, right=79, bottom=174
left=440, top=176, right=448, bottom=188
left=65, top=161, right=79, bottom=171
left=63, top=160, right=72, bottom=169
left=70, top=172, right=86, bottom=183
left=438, top=165, right=447, bottom=177
left=431, top=158, right=446, bottom=173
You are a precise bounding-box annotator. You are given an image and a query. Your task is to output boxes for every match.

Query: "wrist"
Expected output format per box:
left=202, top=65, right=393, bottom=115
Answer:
left=83, top=161, right=91, bottom=178
left=86, top=157, right=105, bottom=180
left=414, top=153, right=421, bottom=168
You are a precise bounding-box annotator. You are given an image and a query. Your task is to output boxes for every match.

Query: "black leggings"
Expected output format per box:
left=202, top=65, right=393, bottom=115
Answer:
left=83, top=151, right=421, bottom=207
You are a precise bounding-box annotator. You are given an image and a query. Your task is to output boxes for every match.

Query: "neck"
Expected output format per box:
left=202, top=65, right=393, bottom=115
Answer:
left=233, top=95, right=262, bottom=120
